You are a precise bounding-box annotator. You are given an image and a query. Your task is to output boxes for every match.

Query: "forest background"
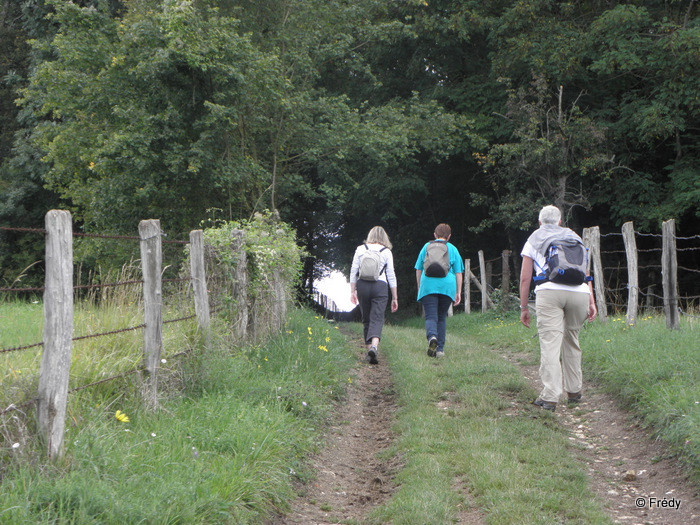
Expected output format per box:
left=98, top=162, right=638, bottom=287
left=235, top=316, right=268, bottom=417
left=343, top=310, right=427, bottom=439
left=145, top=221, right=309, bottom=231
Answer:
left=1, top=0, right=699, bottom=299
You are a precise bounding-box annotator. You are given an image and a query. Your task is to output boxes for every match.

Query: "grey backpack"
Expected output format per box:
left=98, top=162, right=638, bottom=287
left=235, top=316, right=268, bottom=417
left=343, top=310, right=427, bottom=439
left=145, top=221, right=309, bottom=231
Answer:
left=534, top=239, right=590, bottom=286
left=358, top=244, right=387, bottom=281
left=423, top=241, right=450, bottom=278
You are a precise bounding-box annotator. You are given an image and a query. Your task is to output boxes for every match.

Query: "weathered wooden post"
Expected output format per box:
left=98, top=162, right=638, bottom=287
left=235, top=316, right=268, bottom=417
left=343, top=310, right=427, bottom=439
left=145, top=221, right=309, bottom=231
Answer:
left=478, top=250, right=488, bottom=312
left=501, top=250, right=511, bottom=311
left=662, top=219, right=680, bottom=329
left=583, top=226, right=607, bottom=323
left=139, top=219, right=163, bottom=407
left=38, top=210, right=74, bottom=460
left=621, top=221, right=638, bottom=326
left=189, top=230, right=211, bottom=345
left=273, top=266, right=287, bottom=331
left=464, top=258, right=471, bottom=314
left=485, top=260, right=493, bottom=293
left=468, top=269, right=494, bottom=309
left=230, top=229, right=248, bottom=340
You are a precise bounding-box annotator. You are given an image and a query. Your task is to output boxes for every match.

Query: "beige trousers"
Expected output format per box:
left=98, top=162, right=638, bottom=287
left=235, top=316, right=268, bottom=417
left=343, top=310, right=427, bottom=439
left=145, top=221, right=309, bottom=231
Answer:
left=535, top=289, right=589, bottom=403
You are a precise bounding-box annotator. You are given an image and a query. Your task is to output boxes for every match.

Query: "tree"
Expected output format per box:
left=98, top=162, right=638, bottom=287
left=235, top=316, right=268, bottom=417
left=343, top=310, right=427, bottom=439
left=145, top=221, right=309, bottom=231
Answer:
left=476, top=74, right=612, bottom=233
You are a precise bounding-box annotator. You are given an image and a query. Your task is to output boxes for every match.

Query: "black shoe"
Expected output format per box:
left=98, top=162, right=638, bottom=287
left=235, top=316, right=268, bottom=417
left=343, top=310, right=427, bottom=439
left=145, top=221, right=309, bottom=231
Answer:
left=427, top=337, right=438, bottom=357
left=533, top=398, right=557, bottom=411
left=367, top=347, right=378, bottom=365
left=567, top=392, right=582, bottom=404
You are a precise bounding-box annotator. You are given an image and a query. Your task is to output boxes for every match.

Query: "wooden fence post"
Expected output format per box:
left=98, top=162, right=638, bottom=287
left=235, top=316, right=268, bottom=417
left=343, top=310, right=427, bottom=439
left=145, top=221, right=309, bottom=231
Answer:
left=485, top=260, right=493, bottom=292
left=139, top=219, right=163, bottom=407
left=38, top=210, right=74, bottom=460
left=621, top=221, right=638, bottom=326
left=273, top=267, right=287, bottom=331
left=501, top=250, right=511, bottom=311
left=662, top=219, right=680, bottom=329
left=230, top=229, right=248, bottom=340
left=189, top=230, right=211, bottom=345
left=583, top=226, right=607, bottom=323
left=478, top=250, right=489, bottom=312
left=464, top=258, right=471, bottom=314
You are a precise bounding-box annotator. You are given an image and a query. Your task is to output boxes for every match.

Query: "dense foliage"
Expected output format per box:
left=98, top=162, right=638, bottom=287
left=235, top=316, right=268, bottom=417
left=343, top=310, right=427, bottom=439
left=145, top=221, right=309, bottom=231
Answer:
left=1, top=0, right=698, bottom=292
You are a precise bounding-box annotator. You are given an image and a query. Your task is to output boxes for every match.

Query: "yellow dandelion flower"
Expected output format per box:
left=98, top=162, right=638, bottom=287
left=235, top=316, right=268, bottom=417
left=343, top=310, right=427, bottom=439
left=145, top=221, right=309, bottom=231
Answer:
left=325, top=336, right=330, bottom=343
left=307, top=327, right=313, bottom=335
left=318, top=345, right=328, bottom=352
left=115, top=410, right=130, bottom=423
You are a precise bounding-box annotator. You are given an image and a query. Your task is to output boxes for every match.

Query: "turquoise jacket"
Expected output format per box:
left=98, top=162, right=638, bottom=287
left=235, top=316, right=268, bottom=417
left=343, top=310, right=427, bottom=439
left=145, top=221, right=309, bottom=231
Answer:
left=414, top=241, right=464, bottom=301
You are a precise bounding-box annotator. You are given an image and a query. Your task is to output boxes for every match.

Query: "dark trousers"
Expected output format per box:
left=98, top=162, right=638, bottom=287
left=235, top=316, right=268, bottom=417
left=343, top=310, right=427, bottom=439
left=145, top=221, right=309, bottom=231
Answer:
left=356, top=280, right=389, bottom=344
left=421, top=293, right=453, bottom=352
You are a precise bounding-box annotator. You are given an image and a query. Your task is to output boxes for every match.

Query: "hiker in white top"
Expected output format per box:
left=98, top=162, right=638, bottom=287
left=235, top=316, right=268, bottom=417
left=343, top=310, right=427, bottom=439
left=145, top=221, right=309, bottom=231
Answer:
left=349, top=226, right=398, bottom=364
left=519, top=205, right=597, bottom=411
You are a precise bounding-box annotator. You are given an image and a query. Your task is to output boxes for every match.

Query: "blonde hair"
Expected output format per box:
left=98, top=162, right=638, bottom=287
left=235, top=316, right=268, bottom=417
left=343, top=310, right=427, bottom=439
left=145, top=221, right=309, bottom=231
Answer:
left=365, top=226, right=393, bottom=249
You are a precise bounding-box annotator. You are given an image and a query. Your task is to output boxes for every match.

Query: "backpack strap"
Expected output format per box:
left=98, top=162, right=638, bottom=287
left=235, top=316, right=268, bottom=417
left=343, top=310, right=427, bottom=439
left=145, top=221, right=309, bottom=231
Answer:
left=532, top=243, right=551, bottom=285
left=378, top=246, right=387, bottom=275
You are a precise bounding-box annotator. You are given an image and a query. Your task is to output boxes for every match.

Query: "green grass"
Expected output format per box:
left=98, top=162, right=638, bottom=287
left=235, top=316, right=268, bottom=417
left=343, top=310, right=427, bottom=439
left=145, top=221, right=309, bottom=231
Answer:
left=0, top=308, right=354, bottom=524
left=2, top=301, right=698, bottom=524
left=578, top=313, right=700, bottom=477
left=449, top=310, right=700, bottom=482
left=0, top=299, right=200, bottom=411
left=360, top=315, right=613, bottom=525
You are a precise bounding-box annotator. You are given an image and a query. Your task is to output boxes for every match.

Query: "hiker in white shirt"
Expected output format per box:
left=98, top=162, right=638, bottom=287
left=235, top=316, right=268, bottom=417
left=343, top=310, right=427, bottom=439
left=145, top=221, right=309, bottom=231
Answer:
left=349, top=226, right=398, bottom=364
left=519, top=205, right=597, bottom=411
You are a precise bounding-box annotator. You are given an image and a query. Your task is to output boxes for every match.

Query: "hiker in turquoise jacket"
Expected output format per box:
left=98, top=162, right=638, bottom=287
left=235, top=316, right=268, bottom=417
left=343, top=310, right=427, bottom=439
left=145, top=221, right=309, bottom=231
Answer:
left=414, top=223, right=464, bottom=358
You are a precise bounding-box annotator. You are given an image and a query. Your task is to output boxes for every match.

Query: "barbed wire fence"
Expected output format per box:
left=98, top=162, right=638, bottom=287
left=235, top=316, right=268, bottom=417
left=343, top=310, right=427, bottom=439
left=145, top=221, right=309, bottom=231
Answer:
left=464, top=219, right=699, bottom=328
left=0, top=210, right=289, bottom=460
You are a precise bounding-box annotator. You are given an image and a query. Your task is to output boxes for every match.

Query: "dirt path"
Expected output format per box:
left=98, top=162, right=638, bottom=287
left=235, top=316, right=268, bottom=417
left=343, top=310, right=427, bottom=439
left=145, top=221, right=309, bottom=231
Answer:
left=271, top=334, right=401, bottom=525
left=271, top=331, right=698, bottom=525
left=503, top=351, right=699, bottom=525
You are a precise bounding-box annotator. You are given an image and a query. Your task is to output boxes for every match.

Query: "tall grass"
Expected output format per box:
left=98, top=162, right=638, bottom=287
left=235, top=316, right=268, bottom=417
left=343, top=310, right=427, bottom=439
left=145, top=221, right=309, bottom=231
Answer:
left=579, top=313, right=700, bottom=478
left=0, top=309, right=354, bottom=524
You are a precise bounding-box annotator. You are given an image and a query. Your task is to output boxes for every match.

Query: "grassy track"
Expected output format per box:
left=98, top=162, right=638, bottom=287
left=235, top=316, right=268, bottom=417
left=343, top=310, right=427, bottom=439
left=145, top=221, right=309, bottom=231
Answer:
left=360, top=315, right=613, bottom=525
left=362, top=309, right=698, bottom=524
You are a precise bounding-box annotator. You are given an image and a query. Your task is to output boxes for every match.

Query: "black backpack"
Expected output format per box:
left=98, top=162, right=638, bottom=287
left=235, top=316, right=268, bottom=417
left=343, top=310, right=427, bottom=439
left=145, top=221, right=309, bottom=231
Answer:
left=533, top=239, right=590, bottom=286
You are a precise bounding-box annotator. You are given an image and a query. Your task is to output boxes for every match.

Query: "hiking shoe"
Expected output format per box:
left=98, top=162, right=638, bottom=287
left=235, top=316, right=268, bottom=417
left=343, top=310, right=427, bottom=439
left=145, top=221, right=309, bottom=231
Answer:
left=427, top=337, right=438, bottom=357
left=435, top=351, right=445, bottom=358
left=567, top=392, right=582, bottom=404
left=533, top=398, right=557, bottom=411
left=367, top=347, right=378, bottom=365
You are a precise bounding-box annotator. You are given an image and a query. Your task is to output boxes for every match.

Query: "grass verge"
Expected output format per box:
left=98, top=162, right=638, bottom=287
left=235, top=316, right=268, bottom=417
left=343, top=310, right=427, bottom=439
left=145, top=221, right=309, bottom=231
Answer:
left=0, top=309, right=354, bottom=524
